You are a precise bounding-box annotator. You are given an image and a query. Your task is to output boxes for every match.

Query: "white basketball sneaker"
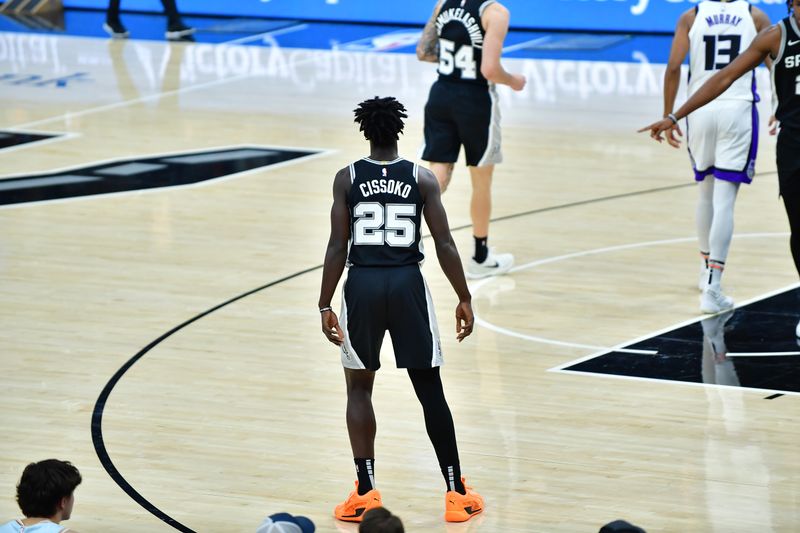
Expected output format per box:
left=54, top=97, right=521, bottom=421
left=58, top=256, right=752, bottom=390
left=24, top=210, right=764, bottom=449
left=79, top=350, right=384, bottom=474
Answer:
left=700, top=287, right=734, bottom=314
left=467, top=249, right=514, bottom=279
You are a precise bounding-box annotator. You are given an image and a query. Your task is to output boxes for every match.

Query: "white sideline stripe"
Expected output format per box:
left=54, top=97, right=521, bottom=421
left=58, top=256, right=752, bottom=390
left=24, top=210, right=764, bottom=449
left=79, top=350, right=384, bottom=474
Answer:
left=727, top=352, right=800, bottom=357
left=554, top=370, right=800, bottom=397
left=502, top=37, right=551, bottom=54
left=224, top=23, right=309, bottom=45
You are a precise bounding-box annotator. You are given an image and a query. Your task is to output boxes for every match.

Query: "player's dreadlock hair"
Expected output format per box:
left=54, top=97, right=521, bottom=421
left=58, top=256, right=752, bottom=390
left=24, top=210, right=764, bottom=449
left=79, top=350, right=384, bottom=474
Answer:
left=353, top=96, right=408, bottom=147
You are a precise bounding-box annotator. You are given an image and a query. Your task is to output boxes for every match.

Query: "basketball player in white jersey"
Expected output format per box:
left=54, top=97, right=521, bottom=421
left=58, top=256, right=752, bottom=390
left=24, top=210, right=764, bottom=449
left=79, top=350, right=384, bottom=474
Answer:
left=0, top=460, right=82, bottom=533
left=660, top=0, right=771, bottom=313
left=641, top=0, right=800, bottom=335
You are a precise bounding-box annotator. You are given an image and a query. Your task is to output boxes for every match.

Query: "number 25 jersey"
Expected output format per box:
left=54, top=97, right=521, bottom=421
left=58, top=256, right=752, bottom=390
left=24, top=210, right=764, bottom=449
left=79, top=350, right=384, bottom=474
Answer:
left=436, top=0, right=496, bottom=86
left=347, top=158, right=425, bottom=267
left=688, top=0, right=757, bottom=101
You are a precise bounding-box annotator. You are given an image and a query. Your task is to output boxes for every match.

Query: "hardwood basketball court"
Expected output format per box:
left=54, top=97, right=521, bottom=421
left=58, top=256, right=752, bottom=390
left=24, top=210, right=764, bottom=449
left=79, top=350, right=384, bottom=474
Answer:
left=1, top=27, right=798, bottom=532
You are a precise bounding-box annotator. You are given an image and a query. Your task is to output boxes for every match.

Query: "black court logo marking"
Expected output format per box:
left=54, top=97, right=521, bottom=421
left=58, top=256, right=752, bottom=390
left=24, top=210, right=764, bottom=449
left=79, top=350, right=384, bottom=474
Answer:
left=0, top=146, right=320, bottom=206
left=563, top=287, right=800, bottom=395
left=0, top=130, right=63, bottom=152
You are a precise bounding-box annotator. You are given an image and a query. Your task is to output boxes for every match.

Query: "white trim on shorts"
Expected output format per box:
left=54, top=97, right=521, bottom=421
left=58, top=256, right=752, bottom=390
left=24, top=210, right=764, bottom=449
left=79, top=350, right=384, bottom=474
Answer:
left=339, top=283, right=366, bottom=370
left=421, top=273, right=444, bottom=367
left=476, top=83, right=502, bottom=167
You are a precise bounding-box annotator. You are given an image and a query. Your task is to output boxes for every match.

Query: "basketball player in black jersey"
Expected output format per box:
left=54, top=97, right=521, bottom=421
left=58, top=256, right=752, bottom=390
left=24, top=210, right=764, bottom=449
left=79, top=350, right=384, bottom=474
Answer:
left=417, top=0, right=526, bottom=279
left=641, top=0, right=800, bottom=335
left=318, top=97, right=484, bottom=523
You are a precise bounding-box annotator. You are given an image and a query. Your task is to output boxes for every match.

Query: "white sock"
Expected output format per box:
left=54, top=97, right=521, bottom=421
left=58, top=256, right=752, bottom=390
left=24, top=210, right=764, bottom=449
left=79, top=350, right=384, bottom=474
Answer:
left=696, top=178, right=714, bottom=254
left=708, top=179, right=739, bottom=263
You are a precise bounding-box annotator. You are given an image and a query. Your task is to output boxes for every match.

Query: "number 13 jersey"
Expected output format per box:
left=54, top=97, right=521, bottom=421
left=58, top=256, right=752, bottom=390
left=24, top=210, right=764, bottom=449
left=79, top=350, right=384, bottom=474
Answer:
left=688, top=0, right=757, bottom=101
left=436, top=0, right=496, bottom=86
left=347, top=157, right=425, bottom=267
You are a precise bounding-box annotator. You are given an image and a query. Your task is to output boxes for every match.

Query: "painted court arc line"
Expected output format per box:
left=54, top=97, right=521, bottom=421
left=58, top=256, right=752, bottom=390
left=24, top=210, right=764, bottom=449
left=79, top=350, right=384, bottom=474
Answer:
left=91, top=265, right=322, bottom=533
left=89, top=168, right=783, bottom=529
left=471, top=233, right=793, bottom=354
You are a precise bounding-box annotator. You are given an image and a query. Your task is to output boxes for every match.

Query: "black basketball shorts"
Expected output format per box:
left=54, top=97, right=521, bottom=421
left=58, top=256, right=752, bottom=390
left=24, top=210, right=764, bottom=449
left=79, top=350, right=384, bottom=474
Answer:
left=777, top=128, right=800, bottom=196
left=339, top=264, right=443, bottom=371
left=422, top=80, right=502, bottom=167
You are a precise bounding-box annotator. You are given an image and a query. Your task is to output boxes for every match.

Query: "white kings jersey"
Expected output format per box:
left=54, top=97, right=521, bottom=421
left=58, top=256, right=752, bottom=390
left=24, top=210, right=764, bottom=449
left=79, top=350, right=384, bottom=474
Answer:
left=688, top=0, right=758, bottom=101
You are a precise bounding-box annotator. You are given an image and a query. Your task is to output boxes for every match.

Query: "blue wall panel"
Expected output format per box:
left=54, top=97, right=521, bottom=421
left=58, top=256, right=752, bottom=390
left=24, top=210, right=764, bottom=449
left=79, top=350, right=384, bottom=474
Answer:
left=62, top=0, right=792, bottom=33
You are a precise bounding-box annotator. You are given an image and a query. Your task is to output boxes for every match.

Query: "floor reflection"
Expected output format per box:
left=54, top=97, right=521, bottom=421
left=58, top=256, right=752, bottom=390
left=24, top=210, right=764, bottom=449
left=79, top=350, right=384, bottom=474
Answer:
left=565, top=287, right=800, bottom=394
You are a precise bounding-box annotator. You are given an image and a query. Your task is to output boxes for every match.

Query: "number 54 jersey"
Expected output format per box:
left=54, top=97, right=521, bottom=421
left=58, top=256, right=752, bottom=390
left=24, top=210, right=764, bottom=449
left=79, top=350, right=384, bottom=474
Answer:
left=688, top=0, right=758, bottom=101
left=436, top=0, right=494, bottom=86
left=347, top=157, right=425, bottom=267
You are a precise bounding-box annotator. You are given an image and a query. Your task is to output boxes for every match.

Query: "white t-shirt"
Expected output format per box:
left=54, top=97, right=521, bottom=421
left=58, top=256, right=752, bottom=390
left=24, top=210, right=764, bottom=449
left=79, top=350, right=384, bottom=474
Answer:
left=0, top=520, right=69, bottom=533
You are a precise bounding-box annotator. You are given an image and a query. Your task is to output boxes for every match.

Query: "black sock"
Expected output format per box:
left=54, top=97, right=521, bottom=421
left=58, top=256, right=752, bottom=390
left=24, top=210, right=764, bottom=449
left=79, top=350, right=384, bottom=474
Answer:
left=354, top=458, right=375, bottom=495
left=441, top=465, right=466, bottom=494
left=106, top=0, right=121, bottom=21
left=473, top=236, right=488, bottom=263
left=160, top=0, right=181, bottom=22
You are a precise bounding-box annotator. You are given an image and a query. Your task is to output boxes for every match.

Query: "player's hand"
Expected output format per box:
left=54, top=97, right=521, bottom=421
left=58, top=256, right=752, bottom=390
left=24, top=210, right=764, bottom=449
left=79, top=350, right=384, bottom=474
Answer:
left=638, top=118, right=683, bottom=148
left=321, top=309, right=344, bottom=346
left=509, top=74, right=526, bottom=92
left=455, top=301, right=474, bottom=342
left=769, top=115, right=779, bottom=136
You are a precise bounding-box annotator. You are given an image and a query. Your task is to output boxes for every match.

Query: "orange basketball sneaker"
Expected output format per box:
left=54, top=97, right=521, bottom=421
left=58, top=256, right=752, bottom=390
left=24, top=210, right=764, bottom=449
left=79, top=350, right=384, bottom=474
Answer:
left=334, top=481, right=382, bottom=522
left=445, top=477, right=484, bottom=522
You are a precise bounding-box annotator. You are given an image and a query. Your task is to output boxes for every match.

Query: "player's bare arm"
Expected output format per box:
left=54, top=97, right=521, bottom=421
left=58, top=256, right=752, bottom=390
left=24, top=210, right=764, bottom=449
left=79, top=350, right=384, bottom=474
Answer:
left=480, top=3, right=526, bottom=91
left=418, top=166, right=474, bottom=342
left=752, top=7, right=775, bottom=70
left=640, top=24, right=780, bottom=145
left=663, top=9, right=694, bottom=119
left=318, top=167, right=351, bottom=346
left=752, top=6, right=772, bottom=34
left=416, top=1, right=443, bottom=63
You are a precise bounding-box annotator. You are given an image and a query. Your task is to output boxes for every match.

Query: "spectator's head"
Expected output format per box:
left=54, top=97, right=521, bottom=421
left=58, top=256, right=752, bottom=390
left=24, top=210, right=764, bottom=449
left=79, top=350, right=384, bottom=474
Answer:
left=353, top=96, right=408, bottom=147
left=256, top=512, right=314, bottom=533
left=599, top=519, right=647, bottom=533
left=16, top=460, right=82, bottom=520
left=359, top=507, right=404, bottom=533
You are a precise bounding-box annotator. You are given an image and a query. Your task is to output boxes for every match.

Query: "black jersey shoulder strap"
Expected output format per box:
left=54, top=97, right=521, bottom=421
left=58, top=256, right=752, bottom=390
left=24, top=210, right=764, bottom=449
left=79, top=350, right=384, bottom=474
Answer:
left=478, top=0, right=497, bottom=16
left=775, top=16, right=800, bottom=63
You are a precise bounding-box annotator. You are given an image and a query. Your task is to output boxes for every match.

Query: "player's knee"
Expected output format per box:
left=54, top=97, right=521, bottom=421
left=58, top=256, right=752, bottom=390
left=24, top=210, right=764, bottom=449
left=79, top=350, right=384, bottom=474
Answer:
left=439, top=175, right=451, bottom=192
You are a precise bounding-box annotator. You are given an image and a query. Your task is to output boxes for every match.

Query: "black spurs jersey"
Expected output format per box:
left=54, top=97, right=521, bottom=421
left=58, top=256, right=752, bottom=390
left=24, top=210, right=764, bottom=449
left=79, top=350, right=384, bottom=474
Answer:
left=346, top=158, right=425, bottom=267
left=436, top=0, right=495, bottom=86
left=774, top=16, right=800, bottom=131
